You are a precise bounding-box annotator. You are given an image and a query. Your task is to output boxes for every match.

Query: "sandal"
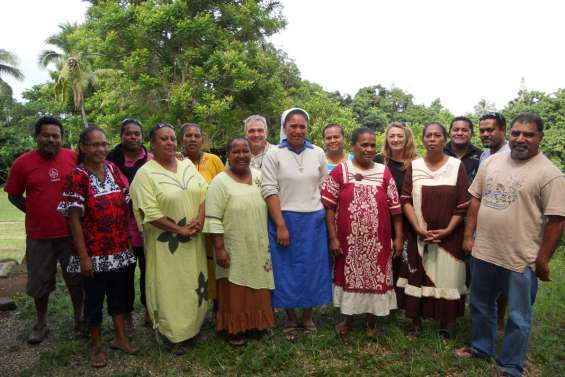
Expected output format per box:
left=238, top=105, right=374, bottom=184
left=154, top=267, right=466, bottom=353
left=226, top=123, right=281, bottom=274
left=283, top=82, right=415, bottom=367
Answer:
left=283, top=324, right=299, bottom=342
left=366, top=316, right=378, bottom=338
left=109, top=339, right=139, bottom=354
left=303, top=321, right=317, bottom=336
left=228, top=334, right=246, bottom=346
left=406, top=326, right=422, bottom=338
left=259, top=328, right=274, bottom=340
left=454, top=346, right=488, bottom=359
left=28, top=324, right=49, bottom=345
left=171, top=342, right=189, bottom=356
left=90, top=346, right=107, bottom=368
left=335, top=321, right=351, bottom=337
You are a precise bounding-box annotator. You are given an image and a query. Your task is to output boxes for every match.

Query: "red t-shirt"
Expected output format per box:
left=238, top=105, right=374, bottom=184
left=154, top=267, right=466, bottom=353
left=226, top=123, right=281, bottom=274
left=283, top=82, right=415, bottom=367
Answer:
left=4, top=148, right=77, bottom=239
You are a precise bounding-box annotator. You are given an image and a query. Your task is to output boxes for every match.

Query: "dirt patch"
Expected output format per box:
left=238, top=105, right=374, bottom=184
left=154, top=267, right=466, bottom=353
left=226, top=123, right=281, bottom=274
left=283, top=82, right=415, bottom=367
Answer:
left=0, top=263, right=27, bottom=298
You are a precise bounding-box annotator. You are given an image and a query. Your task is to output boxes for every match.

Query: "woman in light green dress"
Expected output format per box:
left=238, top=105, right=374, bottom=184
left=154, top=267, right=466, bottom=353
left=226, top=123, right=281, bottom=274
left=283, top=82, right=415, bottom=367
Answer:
left=130, top=124, right=208, bottom=354
left=204, top=137, right=275, bottom=346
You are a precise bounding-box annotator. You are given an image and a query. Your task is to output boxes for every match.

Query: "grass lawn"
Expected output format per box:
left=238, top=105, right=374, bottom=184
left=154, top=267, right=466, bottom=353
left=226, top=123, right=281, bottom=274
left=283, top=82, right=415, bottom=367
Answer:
left=0, top=191, right=563, bottom=376
left=0, top=189, right=26, bottom=262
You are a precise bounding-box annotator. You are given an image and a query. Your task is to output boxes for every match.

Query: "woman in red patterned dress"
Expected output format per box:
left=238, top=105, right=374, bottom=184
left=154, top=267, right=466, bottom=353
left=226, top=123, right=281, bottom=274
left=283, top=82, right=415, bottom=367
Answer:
left=322, top=127, right=404, bottom=336
left=58, top=127, right=137, bottom=368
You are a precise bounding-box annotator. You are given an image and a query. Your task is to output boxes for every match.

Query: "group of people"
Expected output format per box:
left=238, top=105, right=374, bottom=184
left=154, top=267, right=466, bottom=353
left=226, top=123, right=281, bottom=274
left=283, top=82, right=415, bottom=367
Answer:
left=4, top=109, right=563, bottom=376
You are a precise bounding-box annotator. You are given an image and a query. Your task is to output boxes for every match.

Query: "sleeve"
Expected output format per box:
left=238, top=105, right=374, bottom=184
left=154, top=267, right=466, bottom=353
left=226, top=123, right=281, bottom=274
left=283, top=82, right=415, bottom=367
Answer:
left=4, top=158, right=25, bottom=195
left=541, top=174, right=565, bottom=217
left=318, top=149, right=328, bottom=186
left=400, top=164, right=413, bottom=206
left=469, top=160, right=486, bottom=199
left=203, top=176, right=227, bottom=234
left=320, top=163, right=342, bottom=210
left=108, top=161, right=131, bottom=204
left=454, top=163, right=471, bottom=215
left=57, top=169, right=87, bottom=217
left=384, top=167, right=402, bottom=215
left=213, top=154, right=225, bottom=176
left=129, top=168, right=165, bottom=225
left=261, top=149, right=279, bottom=199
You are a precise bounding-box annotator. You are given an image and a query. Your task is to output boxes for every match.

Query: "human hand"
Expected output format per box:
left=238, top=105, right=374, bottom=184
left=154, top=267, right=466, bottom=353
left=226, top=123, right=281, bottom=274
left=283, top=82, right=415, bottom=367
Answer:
left=535, top=258, right=551, bottom=282
left=393, top=237, right=404, bottom=257
left=276, top=224, right=289, bottom=247
left=80, top=256, right=94, bottom=277
left=427, top=228, right=450, bottom=243
left=329, top=237, right=342, bottom=256
left=462, top=235, right=474, bottom=254
left=216, top=247, right=231, bottom=268
left=176, top=152, right=185, bottom=160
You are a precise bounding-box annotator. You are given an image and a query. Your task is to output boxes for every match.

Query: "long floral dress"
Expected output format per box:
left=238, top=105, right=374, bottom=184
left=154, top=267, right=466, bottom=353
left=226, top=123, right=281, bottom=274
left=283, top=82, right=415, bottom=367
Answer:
left=321, top=160, right=401, bottom=315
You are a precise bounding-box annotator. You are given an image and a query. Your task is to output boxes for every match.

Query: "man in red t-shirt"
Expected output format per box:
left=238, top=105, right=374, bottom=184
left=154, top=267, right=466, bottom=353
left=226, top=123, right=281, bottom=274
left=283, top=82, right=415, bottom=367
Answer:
left=4, top=116, right=83, bottom=344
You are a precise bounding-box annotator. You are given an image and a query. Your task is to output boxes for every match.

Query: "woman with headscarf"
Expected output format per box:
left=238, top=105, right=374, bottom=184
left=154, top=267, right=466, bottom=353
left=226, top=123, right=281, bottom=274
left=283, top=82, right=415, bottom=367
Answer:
left=261, top=108, right=332, bottom=341
left=130, top=124, right=208, bottom=354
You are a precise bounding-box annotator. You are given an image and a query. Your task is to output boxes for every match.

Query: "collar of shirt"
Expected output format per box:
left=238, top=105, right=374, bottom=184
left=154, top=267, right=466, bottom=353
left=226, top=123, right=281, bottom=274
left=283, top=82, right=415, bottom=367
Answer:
left=444, top=142, right=482, bottom=160
left=279, top=139, right=314, bottom=154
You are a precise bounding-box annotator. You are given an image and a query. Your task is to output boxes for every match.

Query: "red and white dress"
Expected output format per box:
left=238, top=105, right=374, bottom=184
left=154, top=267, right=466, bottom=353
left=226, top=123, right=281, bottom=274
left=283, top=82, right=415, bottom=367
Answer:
left=321, top=160, right=401, bottom=315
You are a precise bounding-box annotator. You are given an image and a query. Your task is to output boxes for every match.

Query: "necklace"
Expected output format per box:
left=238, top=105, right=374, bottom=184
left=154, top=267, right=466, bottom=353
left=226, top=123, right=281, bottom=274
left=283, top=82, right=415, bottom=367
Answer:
left=289, top=149, right=305, bottom=173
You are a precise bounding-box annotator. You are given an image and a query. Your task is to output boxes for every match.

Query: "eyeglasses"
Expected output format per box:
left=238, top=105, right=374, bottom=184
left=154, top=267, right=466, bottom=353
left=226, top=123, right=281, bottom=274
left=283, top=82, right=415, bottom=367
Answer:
left=120, top=118, right=143, bottom=127
left=149, top=123, right=175, bottom=139
left=83, top=142, right=108, bottom=148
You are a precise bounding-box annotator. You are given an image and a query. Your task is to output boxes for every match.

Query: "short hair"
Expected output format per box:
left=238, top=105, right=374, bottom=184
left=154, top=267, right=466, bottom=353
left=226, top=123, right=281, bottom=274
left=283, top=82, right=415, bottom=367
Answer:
left=243, top=115, right=268, bottom=133
left=226, top=136, right=250, bottom=155
left=34, top=116, right=63, bottom=137
left=180, top=123, right=201, bottom=137
left=120, top=118, right=143, bottom=136
left=148, top=123, right=175, bottom=141
left=511, top=112, right=544, bottom=133
left=77, top=126, right=106, bottom=163
left=423, top=122, right=448, bottom=139
left=479, top=112, right=506, bottom=130
left=449, top=116, right=474, bottom=133
left=350, top=127, right=375, bottom=144
left=322, top=123, right=344, bottom=137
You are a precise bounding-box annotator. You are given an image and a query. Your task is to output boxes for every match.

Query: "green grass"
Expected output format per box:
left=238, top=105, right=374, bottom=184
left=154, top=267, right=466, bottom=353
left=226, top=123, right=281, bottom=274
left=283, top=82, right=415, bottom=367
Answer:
left=0, top=189, right=25, bottom=262
left=1, top=191, right=563, bottom=376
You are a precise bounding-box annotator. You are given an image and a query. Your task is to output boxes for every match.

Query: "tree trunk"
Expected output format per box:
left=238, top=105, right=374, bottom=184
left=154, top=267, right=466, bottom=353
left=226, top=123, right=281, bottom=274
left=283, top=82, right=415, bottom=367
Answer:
left=80, top=100, right=88, bottom=128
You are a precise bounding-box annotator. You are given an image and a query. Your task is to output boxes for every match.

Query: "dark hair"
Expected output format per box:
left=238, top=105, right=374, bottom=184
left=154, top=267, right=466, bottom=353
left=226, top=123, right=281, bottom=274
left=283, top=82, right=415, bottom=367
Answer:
left=322, top=123, right=344, bottom=137
left=148, top=123, right=175, bottom=140
left=77, top=126, right=106, bottom=164
left=350, top=127, right=375, bottom=144
left=180, top=123, right=201, bottom=137
left=226, top=137, right=250, bottom=155
left=449, top=116, right=474, bottom=133
left=423, top=122, right=448, bottom=139
left=479, top=112, right=506, bottom=130
left=511, top=112, right=544, bottom=133
left=34, top=116, right=63, bottom=137
left=120, top=118, right=143, bottom=136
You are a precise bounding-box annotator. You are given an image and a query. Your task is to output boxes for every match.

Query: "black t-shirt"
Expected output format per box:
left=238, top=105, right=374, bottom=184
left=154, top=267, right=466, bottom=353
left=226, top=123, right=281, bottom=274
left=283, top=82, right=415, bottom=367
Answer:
left=443, top=142, right=482, bottom=182
left=374, top=154, right=406, bottom=192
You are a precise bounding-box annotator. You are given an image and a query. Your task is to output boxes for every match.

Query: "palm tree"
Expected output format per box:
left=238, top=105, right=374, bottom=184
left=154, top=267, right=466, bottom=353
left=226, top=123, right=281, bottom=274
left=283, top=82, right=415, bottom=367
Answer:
left=0, top=49, right=24, bottom=97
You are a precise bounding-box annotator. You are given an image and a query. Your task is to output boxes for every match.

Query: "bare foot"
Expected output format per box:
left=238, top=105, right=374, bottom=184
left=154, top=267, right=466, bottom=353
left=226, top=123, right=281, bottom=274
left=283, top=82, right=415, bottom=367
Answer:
left=109, top=338, right=139, bottom=354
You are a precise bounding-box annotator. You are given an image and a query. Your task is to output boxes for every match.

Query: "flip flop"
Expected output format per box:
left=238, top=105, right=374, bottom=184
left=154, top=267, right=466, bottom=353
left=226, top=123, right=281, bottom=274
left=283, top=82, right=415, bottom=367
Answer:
left=454, top=346, right=476, bottom=359
left=109, top=339, right=139, bottom=354
left=303, top=322, right=317, bottom=336
left=406, top=326, right=422, bottom=338
left=335, top=322, right=351, bottom=337
left=90, top=346, right=107, bottom=368
left=28, top=325, right=49, bottom=345
left=282, top=325, right=298, bottom=342
left=228, top=334, right=246, bottom=346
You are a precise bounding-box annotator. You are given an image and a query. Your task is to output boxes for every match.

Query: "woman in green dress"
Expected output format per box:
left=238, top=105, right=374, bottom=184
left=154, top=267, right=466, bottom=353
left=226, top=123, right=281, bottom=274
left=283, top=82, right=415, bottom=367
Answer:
left=130, top=123, right=208, bottom=354
left=204, top=137, right=275, bottom=346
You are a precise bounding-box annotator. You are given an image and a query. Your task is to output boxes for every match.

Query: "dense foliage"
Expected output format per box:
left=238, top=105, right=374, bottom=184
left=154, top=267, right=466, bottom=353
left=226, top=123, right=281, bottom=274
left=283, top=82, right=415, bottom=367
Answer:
left=0, top=0, right=563, bottom=183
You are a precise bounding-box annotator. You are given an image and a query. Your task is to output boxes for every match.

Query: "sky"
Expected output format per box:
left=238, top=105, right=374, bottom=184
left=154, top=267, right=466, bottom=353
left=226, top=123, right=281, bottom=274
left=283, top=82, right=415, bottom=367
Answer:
left=2, top=0, right=565, bottom=114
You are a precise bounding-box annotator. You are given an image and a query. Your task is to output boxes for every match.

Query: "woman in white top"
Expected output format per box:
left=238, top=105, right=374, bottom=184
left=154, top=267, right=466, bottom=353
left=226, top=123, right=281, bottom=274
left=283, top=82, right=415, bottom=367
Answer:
left=261, top=108, right=332, bottom=341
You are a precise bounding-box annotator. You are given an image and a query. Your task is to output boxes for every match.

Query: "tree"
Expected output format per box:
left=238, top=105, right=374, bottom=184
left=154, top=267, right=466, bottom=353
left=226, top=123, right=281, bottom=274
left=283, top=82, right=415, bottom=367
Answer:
left=473, top=99, right=496, bottom=116
left=0, top=49, right=24, bottom=97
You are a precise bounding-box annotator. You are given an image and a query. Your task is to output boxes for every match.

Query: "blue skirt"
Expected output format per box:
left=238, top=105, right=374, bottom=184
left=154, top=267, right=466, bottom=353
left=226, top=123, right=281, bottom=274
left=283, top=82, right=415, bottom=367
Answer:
left=268, top=209, right=332, bottom=309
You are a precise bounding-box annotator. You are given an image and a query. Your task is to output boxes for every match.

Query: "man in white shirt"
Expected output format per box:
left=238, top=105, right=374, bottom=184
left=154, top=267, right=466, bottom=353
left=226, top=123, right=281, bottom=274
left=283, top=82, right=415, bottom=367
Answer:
left=478, top=112, right=510, bottom=164
left=244, top=115, right=276, bottom=170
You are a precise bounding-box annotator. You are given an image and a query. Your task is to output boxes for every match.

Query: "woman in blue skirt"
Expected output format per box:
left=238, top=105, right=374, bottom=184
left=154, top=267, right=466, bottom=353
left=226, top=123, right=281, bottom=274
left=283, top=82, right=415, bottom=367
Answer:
left=261, top=107, right=332, bottom=341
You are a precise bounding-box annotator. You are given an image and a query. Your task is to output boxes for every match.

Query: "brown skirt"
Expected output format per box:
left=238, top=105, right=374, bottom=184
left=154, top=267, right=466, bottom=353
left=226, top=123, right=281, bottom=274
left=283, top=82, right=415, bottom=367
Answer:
left=216, top=278, right=275, bottom=335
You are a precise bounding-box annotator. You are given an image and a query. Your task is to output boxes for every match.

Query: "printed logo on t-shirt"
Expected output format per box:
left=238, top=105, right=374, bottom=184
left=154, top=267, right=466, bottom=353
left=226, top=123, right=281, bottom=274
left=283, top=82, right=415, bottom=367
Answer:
left=48, top=168, right=61, bottom=182
left=482, top=176, right=522, bottom=210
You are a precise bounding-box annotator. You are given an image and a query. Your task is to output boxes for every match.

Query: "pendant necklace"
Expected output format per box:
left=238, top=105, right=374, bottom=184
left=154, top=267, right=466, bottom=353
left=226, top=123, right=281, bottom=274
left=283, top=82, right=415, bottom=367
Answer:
left=290, top=150, right=305, bottom=173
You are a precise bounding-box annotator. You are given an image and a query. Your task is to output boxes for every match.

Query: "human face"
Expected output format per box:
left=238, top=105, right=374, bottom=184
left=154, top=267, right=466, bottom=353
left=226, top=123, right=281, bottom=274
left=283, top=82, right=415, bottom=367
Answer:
left=245, top=121, right=267, bottom=152
left=36, top=124, right=62, bottom=156
left=423, top=124, right=446, bottom=153
left=182, top=126, right=203, bottom=155
left=228, top=140, right=252, bottom=172
left=80, top=130, right=108, bottom=165
left=151, top=127, right=177, bottom=160
left=284, top=114, right=308, bottom=148
left=121, top=123, right=143, bottom=152
left=479, top=119, right=505, bottom=150
left=509, top=122, right=543, bottom=160
left=387, top=126, right=406, bottom=153
left=449, top=120, right=472, bottom=146
left=351, top=132, right=376, bottom=166
left=324, top=127, right=344, bottom=154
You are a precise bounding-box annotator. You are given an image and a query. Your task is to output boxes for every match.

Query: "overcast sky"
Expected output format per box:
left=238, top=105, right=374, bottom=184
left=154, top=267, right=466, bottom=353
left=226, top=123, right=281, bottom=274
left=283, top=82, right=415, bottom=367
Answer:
left=2, top=0, right=564, bottom=114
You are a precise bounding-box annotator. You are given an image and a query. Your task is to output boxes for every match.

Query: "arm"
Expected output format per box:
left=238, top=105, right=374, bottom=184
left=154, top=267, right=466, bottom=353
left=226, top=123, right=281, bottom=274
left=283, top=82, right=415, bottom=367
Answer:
left=535, top=215, right=565, bottom=281
left=211, top=234, right=230, bottom=268
left=8, top=194, right=26, bottom=213
left=462, top=196, right=480, bottom=253
left=266, top=195, right=289, bottom=247
left=148, top=215, right=196, bottom=237
left=392, top=214, right=403, bottom=256
left=188, top=202, right=206, bottom=234
left=428, top=214, right=464, bottom=242
left=403, top=203, right=429, bottom=239
left=68, top=208, right=93, bottom=277
left=325, top=207, right=340, bottom=255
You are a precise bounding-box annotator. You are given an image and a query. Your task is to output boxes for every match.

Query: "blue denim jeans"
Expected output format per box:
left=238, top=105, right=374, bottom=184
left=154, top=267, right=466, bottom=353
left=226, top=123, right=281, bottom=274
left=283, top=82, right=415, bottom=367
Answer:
left=469, top=257, right=538, bottom=377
